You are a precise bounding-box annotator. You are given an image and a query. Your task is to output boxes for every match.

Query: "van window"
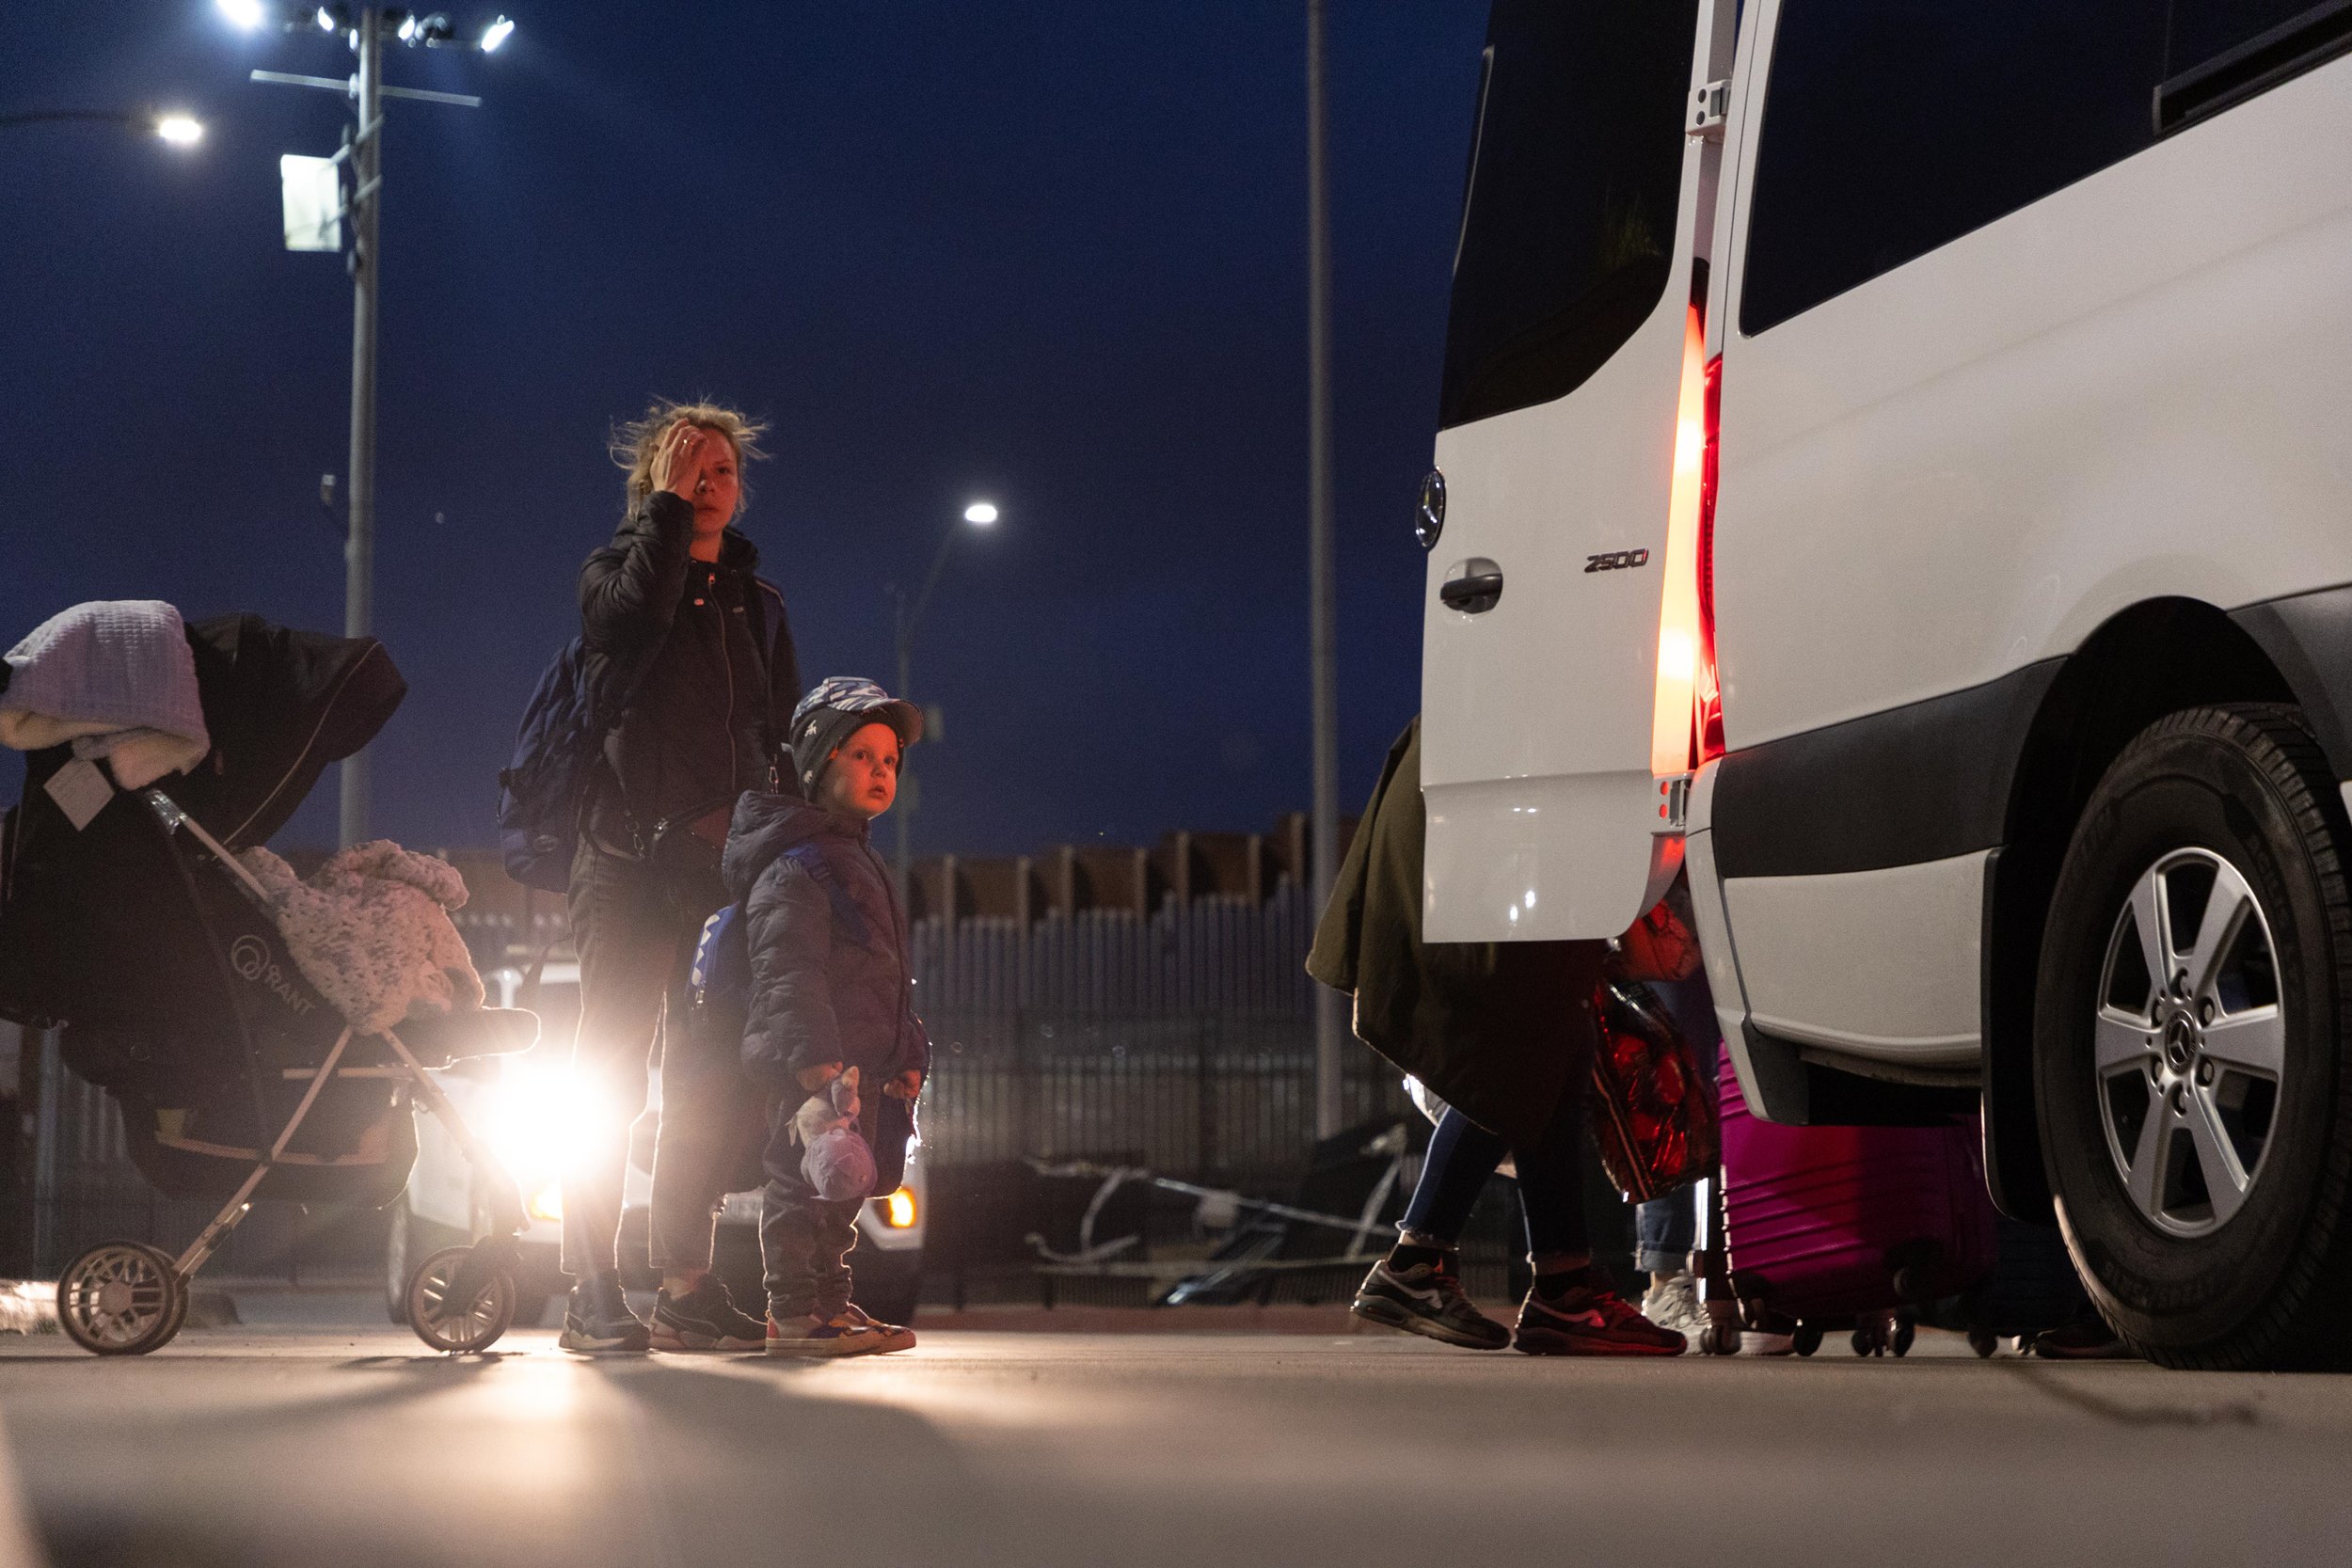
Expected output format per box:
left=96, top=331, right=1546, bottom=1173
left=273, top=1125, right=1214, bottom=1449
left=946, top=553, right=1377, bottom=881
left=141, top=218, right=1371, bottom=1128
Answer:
left=1740, top=0, right=2168, bottom=336
left=1438, top=0, right=1700, bottom=432
left=2159, top=0, right=2352, bottom=132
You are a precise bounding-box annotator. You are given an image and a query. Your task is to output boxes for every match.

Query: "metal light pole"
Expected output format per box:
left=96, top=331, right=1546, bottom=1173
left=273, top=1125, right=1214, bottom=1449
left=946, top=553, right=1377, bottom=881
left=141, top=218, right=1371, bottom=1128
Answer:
left=341, top=14, right=382, bottom=847
left=892, top=502, right=998, bottom=886
left=235, top=4, right=508, bottom=845
left=1306, top=0, right=1345, bottom=1141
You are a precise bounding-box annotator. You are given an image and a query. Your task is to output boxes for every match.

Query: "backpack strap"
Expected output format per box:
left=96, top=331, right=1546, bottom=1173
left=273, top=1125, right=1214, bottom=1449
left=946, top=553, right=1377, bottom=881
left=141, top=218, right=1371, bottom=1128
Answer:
left=782, top=842, right=874, bottom=950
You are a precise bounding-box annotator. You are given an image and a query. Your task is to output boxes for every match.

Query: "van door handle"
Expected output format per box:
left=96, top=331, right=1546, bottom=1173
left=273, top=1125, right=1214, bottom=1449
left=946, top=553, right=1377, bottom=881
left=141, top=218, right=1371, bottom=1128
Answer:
left=1439, top=560, right=1503, bottom=613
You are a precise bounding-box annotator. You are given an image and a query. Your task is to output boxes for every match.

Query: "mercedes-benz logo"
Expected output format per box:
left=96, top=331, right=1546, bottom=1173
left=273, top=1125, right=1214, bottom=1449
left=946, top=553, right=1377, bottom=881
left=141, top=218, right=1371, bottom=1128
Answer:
left=229, top=936, right=268, bottom=981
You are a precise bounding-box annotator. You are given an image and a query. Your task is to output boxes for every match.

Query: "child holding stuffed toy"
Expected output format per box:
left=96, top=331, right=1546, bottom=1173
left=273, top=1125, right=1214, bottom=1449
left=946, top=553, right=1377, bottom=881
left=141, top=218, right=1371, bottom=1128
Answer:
left=722, top=677, right=929, bottom=1356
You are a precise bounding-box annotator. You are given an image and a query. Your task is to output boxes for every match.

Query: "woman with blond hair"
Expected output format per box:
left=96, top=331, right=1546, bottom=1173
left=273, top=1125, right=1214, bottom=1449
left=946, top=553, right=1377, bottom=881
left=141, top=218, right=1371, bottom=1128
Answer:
left=561, top=401, right=803, bottom=1354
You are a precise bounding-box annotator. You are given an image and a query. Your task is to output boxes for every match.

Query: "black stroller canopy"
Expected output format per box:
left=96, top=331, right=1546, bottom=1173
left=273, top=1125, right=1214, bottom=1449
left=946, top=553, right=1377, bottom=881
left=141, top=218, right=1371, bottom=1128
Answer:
left=179, top=613, right=406, bottom=847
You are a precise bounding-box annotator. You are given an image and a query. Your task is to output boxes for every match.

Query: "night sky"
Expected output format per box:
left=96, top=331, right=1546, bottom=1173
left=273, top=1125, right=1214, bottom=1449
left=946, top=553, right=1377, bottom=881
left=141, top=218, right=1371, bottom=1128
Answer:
left=1, top=2, right=1485, bottom=862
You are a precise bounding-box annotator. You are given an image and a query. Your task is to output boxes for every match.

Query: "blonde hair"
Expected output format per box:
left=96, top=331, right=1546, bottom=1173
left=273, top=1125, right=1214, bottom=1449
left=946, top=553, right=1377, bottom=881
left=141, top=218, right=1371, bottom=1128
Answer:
left=610, top=399, right=771, bottom=514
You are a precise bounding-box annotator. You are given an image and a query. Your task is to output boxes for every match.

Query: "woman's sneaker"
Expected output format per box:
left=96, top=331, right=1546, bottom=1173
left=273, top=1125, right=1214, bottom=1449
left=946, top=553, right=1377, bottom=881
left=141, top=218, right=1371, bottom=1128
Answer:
left=558, top=1274, right=650, bottom=1354
left=765, top=1309, right=898, bottom=1358
left=1351, top=1253, right=1511, bottom=1349
left=650, top=1277, right=767, bottom=1352
left=1515, top=1275, right=1687, bottom=1356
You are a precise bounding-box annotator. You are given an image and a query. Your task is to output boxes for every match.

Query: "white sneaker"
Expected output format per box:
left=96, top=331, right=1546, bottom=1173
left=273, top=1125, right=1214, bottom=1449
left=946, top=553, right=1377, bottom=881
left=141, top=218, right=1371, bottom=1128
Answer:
left=1639, top=1272, right=1709, bottom=1346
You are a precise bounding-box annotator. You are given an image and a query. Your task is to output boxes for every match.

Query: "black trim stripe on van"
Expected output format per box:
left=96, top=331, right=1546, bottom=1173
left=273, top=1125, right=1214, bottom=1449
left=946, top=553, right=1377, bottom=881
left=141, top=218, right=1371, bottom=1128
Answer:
left=1710, top=660, right=2062, bottom=879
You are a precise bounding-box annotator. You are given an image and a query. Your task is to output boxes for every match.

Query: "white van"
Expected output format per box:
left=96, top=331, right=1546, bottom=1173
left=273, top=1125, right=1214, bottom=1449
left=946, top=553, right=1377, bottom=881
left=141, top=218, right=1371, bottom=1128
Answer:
left=1419, top=0, right=2352, bottom=1367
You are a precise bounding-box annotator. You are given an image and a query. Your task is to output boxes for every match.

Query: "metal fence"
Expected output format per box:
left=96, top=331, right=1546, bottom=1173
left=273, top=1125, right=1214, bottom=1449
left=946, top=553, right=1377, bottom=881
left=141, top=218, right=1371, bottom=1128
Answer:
left=9, top=879, right=1414, bottom=1291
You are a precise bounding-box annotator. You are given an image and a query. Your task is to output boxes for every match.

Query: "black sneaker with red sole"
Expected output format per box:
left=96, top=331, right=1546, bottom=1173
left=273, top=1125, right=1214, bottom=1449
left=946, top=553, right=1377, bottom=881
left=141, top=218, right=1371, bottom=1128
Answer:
left=1515, top=1280, right=1687, bottom=1356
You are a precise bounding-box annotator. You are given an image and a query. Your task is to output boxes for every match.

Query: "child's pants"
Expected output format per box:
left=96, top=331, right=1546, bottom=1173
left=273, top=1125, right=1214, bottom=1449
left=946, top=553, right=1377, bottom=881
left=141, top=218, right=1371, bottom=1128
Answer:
left=757, top=1087, right=877, bottom=1320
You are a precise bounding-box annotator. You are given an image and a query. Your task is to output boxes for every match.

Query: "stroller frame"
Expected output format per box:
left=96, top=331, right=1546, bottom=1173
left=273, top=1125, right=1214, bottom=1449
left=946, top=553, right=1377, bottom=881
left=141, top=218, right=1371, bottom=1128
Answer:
left=53, top=786, right=531, bottom=1356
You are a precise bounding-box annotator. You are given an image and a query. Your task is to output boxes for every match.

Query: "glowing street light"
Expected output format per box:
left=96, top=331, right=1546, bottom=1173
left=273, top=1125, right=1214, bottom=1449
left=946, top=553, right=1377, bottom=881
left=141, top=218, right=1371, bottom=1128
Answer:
left=0, top=107, right=208, bottom=149
left=892, top=499, right=1004, bottom=879
left=480, top=15, right=515, bottom=51
left=217, top=0, right=267, bottom=29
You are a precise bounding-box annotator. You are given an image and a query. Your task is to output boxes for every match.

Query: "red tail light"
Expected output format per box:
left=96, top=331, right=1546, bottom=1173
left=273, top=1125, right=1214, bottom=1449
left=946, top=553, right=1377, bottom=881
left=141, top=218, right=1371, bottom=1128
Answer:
left=1695, top=353, right=1724, bottom=765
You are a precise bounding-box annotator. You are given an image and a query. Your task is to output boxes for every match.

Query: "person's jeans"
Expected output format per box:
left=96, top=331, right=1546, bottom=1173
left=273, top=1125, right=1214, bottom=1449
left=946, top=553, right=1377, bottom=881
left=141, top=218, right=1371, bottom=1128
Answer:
left=758, top=1086, right=879, bottom=1320
left=561, top=839, right=705, bottom=1280
left=1632, top=971, right=1724, bottom=1275
left=1400, top=1091, right=1592, bottom=1262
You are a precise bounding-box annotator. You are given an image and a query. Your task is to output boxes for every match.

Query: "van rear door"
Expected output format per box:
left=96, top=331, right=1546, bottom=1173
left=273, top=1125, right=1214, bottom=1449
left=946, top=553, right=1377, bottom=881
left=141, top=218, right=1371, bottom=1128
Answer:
left=1421, top=0, right=1723, bottom=942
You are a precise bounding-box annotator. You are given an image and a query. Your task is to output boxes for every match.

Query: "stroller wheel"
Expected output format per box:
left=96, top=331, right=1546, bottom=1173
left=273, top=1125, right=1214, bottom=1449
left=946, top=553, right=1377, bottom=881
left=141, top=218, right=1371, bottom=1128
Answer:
left=57, top=1241, right=184, bottom=1356
left=406, top=1245, right=515, bottom=1354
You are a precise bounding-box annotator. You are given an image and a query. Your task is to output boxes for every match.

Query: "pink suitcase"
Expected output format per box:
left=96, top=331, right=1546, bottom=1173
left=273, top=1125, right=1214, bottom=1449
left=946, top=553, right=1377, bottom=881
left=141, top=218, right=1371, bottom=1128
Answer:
left=1716, top=1061, right=1996, bottom=1347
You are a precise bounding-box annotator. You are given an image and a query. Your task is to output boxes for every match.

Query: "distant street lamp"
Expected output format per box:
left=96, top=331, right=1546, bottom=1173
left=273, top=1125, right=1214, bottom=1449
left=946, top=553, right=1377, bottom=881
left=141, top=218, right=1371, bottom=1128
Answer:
left=892, top=500, right=1000, bottom=881
left=0, top=108, right=207, bottom=147
left=221, top=2, right=513, bottom=846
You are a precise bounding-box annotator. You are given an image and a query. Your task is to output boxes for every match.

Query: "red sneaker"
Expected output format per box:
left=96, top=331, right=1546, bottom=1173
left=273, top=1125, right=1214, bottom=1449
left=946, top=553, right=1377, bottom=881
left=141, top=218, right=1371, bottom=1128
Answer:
left=1514, top=1280, right=1687, bottom=1356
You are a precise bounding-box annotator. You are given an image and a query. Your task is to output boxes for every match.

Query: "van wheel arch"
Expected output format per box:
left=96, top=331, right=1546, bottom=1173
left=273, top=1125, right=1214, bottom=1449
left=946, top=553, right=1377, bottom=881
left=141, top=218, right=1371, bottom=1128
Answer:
left=1983, top=599, right=2296, bottom=1221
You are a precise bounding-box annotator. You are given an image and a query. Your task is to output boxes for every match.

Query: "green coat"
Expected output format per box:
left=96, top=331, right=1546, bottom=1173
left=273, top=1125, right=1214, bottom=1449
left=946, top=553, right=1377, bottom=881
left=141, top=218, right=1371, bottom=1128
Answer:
left=1307, top=717, right=1606, bottom=1149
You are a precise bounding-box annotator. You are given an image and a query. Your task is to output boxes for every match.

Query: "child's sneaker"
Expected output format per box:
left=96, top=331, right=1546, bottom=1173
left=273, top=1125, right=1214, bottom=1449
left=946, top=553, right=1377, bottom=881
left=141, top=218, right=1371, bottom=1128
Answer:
left=650, top=1277, right=767, bottom=1352
left=765, top=1309, right=897, bottom=1358
left=1351, top=1253, right=1511, bottom=1349
left=1515, top=1273, right=1687, bottom=1356
left=840, top=1303, right=916, bottom=1354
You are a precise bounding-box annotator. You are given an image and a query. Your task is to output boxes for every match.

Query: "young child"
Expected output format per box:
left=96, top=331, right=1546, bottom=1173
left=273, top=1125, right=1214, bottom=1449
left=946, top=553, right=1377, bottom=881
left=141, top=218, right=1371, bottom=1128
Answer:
left=723, top=676, right=930, bottom=1356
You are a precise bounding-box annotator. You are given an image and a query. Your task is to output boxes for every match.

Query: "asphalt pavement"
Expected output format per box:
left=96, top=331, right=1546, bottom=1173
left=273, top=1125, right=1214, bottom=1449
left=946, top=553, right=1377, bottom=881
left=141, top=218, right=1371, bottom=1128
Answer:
left=2, top=1299, right=2347, bottom=1568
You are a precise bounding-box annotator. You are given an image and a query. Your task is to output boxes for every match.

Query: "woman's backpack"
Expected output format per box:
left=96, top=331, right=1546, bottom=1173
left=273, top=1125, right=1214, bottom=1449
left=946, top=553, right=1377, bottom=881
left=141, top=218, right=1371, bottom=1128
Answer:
left=493, top=639, right=606, bottom=893
left=496, top=577, right=792, bottom=894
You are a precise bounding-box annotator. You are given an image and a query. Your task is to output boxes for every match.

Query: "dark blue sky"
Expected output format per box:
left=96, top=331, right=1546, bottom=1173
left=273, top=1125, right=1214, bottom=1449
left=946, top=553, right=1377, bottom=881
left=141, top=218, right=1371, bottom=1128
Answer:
left=1, top=2, right=1484, bottom=859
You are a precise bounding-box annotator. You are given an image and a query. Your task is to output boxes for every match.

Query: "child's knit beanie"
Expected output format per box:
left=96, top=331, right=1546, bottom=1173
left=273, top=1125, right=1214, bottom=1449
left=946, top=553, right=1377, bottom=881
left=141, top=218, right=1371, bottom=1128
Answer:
left=788, top=676, right=925, bottom=800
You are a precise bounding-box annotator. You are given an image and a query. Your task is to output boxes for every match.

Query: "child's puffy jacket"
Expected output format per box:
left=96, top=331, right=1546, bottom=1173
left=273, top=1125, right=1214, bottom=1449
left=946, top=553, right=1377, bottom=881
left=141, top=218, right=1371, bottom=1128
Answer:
left=722, top=790, right=931, bottom=1089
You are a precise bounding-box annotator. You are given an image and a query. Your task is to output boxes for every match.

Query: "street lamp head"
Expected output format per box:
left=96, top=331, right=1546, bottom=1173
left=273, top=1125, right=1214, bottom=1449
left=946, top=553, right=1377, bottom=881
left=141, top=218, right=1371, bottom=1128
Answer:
left=314, top=6, right=341, bottom=31
left=216, top=0, right=267, bottom=29
left=152, top=113, right=205, bottom=147
left=479, top=14, right=515, bottom=51
left=963, top=502, right=999, bottom=527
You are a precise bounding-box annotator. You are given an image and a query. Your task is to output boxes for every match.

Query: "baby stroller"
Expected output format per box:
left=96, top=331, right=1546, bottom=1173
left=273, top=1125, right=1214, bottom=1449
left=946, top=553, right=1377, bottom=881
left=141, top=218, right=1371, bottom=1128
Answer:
left=0, top=612, right=538, bottom=1355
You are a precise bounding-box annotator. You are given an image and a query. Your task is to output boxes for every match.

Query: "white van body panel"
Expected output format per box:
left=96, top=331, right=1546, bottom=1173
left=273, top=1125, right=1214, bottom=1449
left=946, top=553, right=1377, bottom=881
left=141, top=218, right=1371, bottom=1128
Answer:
left=1712, top=47, right=2352, bottom=755
left=1693, top=8, right=2352, bottom=1077
left=1721, top=851, right=1989, bottom=1066
left=1421, top=0, right=1730, bottom=943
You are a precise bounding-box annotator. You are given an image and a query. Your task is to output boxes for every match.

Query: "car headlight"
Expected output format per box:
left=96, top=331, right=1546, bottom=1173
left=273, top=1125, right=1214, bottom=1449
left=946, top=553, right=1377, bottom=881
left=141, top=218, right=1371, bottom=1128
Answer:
left=882, top=1187, right=916, bottom=1228
left=483, top=1060, right=615, bottom=1190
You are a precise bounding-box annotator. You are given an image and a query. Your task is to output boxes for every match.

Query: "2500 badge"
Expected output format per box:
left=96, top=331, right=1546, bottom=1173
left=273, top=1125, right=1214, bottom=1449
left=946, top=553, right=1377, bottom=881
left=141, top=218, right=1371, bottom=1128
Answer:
left=1584, top=548, right=1650, bottom=574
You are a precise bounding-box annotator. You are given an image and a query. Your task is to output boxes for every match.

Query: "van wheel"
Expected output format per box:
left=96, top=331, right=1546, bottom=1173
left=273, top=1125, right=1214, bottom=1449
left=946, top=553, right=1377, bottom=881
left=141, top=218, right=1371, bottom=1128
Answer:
left=2033, top=705, right=2352, bottom=1370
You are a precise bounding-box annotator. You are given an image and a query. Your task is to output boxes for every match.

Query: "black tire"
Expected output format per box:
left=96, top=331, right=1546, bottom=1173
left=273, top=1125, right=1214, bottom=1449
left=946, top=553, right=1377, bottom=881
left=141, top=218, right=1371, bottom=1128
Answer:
left=1791, top=1323, right=1822, bottom=1357
left=385, top=1203, right=469, bottom=1325
left=405, top=1244, right=516, bottom=1354
left=2034, top=704, right=2352, bottom=1370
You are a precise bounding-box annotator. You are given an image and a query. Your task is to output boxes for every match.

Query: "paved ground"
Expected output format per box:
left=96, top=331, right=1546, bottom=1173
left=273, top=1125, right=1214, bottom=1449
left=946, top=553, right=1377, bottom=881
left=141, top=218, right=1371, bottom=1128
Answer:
left=2, top=1301, right=2348, bottom=1568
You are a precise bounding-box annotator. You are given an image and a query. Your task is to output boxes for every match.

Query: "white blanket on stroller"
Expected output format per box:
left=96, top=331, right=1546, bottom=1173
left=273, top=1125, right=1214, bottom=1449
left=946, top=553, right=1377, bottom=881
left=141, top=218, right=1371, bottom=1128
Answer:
left=237, top=842, right=485, bottom=1036
left=0, top=600, right=210, bottom=789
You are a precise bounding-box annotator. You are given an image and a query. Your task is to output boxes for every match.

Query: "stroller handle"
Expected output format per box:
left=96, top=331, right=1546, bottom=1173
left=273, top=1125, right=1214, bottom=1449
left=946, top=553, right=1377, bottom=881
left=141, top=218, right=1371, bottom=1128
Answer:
left=142, top=789, right=275, bottom=908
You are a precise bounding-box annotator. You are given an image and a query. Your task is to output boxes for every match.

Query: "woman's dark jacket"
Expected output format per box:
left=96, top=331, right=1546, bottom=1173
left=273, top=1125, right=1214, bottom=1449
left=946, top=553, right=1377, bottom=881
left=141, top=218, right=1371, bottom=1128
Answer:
left=577, top=490, right=802, bottom=848
left=723, top=790, right=932, bottom=1089
left=1306, top=717, right=1606, bottom=1149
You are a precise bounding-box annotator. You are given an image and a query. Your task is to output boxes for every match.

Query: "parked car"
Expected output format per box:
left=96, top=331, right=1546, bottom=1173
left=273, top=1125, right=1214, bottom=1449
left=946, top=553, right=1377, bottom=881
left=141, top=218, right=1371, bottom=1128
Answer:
left=1419, top=0, right=2352, bottom=1368
left=389, top=962, right=926, bottom=1327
